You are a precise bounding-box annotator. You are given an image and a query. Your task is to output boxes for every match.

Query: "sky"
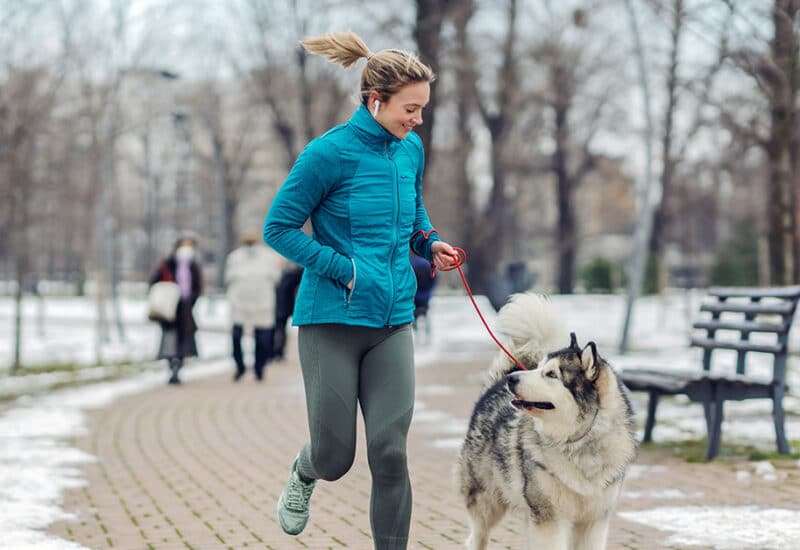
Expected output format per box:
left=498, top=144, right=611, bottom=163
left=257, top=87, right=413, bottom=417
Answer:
left=2, top=290, right=800, bottom=549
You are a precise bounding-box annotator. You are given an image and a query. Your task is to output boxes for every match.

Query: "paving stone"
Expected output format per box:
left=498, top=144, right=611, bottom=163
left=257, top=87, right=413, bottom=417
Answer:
left=48, top=345, right=800, bottom=549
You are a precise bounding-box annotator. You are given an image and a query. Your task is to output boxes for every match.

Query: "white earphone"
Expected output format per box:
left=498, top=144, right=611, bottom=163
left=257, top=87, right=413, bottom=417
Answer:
left=373, top=100, right=380, bottom=116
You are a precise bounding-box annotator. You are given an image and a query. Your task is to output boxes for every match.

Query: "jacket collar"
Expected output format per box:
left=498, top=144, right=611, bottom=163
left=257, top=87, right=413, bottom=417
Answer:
left=348, top=104, right=400, bottom=151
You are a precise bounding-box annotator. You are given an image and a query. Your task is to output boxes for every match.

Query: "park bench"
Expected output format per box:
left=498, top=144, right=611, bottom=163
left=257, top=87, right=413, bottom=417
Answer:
left=620, top=286, right=800, bottom=460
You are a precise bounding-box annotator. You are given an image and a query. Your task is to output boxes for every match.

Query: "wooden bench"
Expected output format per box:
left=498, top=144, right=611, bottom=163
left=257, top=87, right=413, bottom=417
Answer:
left=621, top=286, right=800, bottom=460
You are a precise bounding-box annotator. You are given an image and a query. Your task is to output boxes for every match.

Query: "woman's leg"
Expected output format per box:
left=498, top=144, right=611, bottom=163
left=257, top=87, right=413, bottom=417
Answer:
left=168, top=357, right=182, bottom=384
left=278, top=324, right=367, bottom=535
left=295, top=324, right=365, bottom=481
left=359, top=324, right=415, bottom=550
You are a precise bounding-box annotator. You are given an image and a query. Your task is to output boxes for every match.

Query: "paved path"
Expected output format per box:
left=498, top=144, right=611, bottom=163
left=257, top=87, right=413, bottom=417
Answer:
left=50, top=345, right=800, bottom=550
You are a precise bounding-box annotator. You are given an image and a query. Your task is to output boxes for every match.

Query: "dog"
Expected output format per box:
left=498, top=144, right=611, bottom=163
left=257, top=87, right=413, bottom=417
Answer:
left=457, top=293, right=637, bottom=550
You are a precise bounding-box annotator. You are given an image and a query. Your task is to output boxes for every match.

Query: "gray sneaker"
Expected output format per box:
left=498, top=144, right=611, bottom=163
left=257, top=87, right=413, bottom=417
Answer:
left=277, top=455, right=316, bottom=535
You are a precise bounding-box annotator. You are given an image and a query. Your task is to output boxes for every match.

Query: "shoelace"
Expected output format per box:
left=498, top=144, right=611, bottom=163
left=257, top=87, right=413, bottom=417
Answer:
left=286, top=474, right=314, bottom=511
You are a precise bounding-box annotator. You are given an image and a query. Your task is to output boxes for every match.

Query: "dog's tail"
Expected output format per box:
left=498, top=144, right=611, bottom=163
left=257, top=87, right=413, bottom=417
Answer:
left=485, top=293, right=569, bottom=385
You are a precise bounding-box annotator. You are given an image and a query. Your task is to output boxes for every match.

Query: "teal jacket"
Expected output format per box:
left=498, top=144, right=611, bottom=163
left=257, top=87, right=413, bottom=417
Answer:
left=263, top=104, right=440, bottom=327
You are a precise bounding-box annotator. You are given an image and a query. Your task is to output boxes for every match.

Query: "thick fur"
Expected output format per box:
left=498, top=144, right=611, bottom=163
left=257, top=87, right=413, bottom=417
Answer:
left=458, top=293, right=637, bottom=550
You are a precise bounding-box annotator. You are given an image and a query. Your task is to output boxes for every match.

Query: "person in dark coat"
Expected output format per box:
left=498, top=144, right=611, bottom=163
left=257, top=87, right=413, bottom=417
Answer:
left=410, top=253, right=436, bottom=336
left=149, top=236, right=203, bottom=384
left=273, top=263, right=303, bottom=361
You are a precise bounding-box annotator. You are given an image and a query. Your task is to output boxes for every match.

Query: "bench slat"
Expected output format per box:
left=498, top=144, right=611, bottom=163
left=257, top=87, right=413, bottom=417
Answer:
left=709, top=286, right=800, bottom=299
left=690, top=337, right=784, bottom=354
left=620, top=369, right=777, bottom=394
left=700, top=302, right=795, bottom=316
left=692, top=320, right=788, bottom=334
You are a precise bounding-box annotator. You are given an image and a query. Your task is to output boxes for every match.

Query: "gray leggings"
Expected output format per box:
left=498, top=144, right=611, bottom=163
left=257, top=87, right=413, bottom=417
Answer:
left=295, top=323, right=415, bottom=550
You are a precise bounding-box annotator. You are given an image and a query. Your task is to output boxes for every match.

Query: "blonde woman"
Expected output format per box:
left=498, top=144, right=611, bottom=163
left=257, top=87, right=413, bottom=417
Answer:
left=264, top=31, right=457, bottom=549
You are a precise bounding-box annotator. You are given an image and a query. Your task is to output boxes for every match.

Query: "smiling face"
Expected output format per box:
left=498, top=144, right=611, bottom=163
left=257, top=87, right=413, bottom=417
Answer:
left=369, top=81, right=430, bottom=140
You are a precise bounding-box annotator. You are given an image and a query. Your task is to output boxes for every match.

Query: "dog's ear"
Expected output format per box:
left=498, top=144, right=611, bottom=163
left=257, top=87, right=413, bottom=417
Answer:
left=569, top=332, right=579, bottom=350
left=581, top=342, right=598, bottom=379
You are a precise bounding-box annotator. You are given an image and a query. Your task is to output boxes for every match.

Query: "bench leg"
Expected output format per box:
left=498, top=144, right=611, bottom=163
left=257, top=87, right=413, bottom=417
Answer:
left=704, top=399, right=724, bottom=461
left=643, top=391, right=660, bottom=443
left=772, top=389, right=790, bottom=454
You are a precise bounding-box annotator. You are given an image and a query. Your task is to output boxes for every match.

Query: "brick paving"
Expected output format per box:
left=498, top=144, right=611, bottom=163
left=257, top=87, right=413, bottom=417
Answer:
left=49, top=342, right=800, bottom=550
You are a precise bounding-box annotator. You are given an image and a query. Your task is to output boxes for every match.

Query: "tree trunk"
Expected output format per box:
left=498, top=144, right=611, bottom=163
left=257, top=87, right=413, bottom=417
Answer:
left=414, top=0, right=446, bottom=166
left=765, top=0, right=799, bottom=284
left=553, top=104, right=576, bottom=294
left=649, top=0, right=683, bottom=291
left=451, top=0, right=477, bottom=252
left=468, top=0, right=518, bottom=296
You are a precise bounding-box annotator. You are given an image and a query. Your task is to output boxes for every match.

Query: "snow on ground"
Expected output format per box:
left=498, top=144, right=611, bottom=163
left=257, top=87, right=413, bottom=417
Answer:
left=2, top=290, right=800, bottom=549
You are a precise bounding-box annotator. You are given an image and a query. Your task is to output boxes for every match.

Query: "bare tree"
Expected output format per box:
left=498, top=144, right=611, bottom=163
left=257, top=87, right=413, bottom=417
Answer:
left=644, top=0, right=735, bottom=290
left=0, top=67, right=59, bottom=370
left=721, top=0, right=799, bottom=284
left=193, top=83, right=261, bottom=287
left=414, top=0, right=448, bottom=165
left=455, top=0, right=522, bottom=294
left=236, top=0, right=353, bottom=170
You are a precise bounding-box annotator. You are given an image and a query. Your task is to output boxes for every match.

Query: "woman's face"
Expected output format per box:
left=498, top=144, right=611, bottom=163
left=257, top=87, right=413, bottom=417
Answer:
left=371, top=81, right=430, bottom=140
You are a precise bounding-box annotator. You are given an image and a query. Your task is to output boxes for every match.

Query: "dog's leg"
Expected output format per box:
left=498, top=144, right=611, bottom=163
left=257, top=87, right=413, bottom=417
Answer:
left=574, top=518, right=610, bottom=550
left=465, top=494, right=506, bottom=550
left=524, top=519, right=570, bottom=550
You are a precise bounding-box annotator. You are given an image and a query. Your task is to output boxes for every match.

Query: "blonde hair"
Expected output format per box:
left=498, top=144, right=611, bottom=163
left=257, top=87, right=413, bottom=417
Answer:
left=300, top=31, right=435, bottom=104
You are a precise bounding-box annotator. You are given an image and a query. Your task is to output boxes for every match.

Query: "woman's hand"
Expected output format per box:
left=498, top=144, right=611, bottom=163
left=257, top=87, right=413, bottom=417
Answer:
left=431, top=241, right=460, bottom=271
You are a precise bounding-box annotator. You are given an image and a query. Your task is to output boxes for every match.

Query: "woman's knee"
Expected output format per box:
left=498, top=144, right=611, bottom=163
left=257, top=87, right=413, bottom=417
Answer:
left=367, top=433, right=408, bottom=479
left=311, top=441, right=355, bottom=481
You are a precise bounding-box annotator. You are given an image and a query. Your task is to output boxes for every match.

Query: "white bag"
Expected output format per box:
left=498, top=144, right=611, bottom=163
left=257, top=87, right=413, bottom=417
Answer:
left=148, top=281, right=181, bottom=322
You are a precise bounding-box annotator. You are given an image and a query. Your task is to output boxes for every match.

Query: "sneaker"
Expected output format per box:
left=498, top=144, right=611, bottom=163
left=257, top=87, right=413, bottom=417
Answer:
left=276, top=455, right=316, bottom=535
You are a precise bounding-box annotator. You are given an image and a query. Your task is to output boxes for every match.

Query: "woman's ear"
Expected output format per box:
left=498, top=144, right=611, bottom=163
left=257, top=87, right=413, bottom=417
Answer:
left=368, top=91, right=381, bottom=116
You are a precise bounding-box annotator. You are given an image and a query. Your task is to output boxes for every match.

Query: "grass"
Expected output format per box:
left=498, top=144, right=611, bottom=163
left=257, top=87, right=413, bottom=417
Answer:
left=644, top=438, right=800, bottom=463
left=0, top=360, right=161, bottom=403
left=5, top=360, right=141, bottom=375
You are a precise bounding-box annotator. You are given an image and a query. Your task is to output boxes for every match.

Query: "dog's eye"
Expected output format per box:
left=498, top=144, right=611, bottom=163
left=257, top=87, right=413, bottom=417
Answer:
left=545, top=370, right=558, bottom=379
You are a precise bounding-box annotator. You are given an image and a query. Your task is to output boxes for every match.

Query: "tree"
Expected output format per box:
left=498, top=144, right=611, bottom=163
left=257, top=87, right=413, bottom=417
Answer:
left=721, top=0, right=799, bottom=284
left=414, top=0, right=448, bottom=165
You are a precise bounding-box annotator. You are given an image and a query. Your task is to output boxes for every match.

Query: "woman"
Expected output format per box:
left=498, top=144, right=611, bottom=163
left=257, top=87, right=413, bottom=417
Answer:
left=149, top=236, right=203, bottom=385
left=263, top=31, right=457, bottom=549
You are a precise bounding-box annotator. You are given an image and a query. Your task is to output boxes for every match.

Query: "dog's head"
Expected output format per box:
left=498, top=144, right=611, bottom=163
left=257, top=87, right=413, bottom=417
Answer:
left=506, top=332, right=602, bottom=441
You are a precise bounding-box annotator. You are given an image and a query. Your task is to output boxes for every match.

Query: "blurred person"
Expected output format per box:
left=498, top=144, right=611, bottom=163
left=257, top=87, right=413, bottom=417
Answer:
left=149, top=236, right=203, bottom=385
left=410, top=253, right=436, bottom=337
left=273, top=263, right=303, bottom=360
left=263, top=31, right=458, bottom=549
left=225, top=229, right=283, bottom=381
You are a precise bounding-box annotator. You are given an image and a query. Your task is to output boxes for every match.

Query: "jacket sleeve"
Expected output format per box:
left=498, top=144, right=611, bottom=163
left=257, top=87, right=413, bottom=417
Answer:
left=263, top=140, right=353, bottom=287
left=407, top=135, right=440, bottom=261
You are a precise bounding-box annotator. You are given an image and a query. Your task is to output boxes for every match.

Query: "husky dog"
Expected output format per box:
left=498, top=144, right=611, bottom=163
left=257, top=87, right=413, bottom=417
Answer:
left=458, top=293, right=637, bottom=550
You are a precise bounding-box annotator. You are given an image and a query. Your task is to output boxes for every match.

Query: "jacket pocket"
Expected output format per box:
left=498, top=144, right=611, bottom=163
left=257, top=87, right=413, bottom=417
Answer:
left=345, top=258, right=357, bottom=306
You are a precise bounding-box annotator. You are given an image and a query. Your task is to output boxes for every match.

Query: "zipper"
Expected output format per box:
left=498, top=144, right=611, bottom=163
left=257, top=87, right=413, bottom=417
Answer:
left=386, top=139, right=398, bottom=325
left=346, top=258, right=357, bottom=306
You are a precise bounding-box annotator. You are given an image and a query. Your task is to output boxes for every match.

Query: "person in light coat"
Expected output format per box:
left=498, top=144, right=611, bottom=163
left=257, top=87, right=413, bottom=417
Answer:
left=225, top=229, right=283, bottom=381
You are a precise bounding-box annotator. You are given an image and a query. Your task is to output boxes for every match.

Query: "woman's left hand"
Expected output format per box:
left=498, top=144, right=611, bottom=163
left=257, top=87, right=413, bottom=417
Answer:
left=431, top=241, right=460, bottom=271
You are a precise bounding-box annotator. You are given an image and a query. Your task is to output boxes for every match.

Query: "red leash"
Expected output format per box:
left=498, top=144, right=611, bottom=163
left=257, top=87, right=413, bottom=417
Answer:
left=414, top=230, right=527, bottom=371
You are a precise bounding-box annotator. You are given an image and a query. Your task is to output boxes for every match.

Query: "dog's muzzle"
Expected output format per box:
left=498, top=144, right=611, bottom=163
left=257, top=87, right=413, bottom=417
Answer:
left=506, top=374, right=555, bottom=411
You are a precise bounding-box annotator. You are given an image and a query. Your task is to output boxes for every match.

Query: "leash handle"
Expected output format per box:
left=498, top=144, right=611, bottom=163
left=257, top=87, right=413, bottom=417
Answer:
left=413, top=230, right=527, bottom=371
